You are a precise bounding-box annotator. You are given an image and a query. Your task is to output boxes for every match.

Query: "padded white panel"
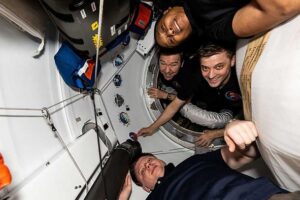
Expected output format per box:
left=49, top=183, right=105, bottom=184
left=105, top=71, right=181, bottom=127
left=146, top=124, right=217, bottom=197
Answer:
left=8, top=146, right=86, bottom=200
left=236, top=15, right=300, bottom=191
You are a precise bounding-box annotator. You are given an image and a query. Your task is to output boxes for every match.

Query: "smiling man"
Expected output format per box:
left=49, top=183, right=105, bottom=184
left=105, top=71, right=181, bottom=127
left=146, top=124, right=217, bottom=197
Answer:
left=138, top=43, right=242, bottom=143
left=147, top=48, right=185, bottom=101
left=179, top=42, right=243, bottom=147
left=155, top=0, right=300, bottom=48
left=119, top=121, right=300, bottom=200
left=138, top=48, right=200, bottom=137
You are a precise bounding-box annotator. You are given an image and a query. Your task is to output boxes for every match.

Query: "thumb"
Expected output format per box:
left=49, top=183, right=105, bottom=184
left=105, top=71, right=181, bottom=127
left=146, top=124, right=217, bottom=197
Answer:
left=224, top=135, right=236, bottom=152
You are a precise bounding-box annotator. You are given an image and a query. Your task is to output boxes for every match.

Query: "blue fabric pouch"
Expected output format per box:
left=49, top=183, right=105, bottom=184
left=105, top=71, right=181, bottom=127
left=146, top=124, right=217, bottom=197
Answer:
left=54, top=42, right=98, bottom=90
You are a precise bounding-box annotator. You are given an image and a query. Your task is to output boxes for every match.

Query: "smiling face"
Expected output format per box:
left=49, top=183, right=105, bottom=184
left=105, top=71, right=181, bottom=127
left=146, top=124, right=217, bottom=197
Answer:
left=200, top=51, right=235, bottom=88
left=134, top=155, right=166, bottom=192
left=156, top=7, right=192, bottom=48
left=159, top=53, right=182, bottom=80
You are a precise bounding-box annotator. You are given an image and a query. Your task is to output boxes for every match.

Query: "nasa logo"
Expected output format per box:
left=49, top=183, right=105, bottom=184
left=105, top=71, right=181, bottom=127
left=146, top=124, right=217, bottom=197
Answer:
left=225, top=91, right=241, bottom=101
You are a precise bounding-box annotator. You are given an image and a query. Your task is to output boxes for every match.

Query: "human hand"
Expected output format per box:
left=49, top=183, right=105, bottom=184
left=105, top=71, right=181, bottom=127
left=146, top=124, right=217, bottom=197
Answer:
left=147, top=87, right=167, bottom=99
left=224, top=120, right=258, bottom=152
left=195, top=131, right=215, bottom=147
left=118, top=174, right=132, bottom=200
left=137, top=126, right=155, bottom=137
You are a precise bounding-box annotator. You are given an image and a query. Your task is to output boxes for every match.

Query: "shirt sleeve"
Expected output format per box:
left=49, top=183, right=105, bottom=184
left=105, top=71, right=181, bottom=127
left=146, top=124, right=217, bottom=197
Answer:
left=205, top=11, right=238, bottom=43
left=176, top=58, right=199, bottom=101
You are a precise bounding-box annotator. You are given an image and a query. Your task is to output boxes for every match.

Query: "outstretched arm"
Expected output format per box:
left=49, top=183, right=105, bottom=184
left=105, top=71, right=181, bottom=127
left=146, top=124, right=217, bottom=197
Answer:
left=221, top=120, right=259, bottom=169
left=137, top=97, right=186, bottom=137
left=233, top=0, right=300, bottom=37
left=180, top=103, right=233, bottom=129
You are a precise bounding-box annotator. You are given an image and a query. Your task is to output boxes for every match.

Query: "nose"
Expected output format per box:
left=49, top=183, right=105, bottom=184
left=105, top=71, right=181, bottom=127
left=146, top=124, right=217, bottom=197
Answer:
left=144, top=160, right=152, bottom=169
left=208, top=70, right=215, bottom=79
left=165, top=66, right=171, bottom=73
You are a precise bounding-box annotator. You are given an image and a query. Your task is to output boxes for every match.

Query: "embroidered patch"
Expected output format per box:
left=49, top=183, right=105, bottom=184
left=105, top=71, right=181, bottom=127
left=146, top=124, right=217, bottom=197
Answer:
left=225, top=91, right=241, bottom=101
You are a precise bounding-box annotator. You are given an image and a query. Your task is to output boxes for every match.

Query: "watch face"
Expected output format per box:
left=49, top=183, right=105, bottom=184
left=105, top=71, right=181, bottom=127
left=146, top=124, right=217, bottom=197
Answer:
left=167, top=93, right=172, bottom=100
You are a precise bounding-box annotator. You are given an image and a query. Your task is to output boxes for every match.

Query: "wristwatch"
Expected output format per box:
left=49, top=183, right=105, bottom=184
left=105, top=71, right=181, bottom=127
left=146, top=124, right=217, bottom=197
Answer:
left=167, top=93, right=172, bottom=100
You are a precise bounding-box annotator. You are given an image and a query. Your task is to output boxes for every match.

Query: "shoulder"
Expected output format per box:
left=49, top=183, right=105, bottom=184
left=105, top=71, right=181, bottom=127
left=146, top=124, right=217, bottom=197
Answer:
left=178, top=150, right=226, bottom=168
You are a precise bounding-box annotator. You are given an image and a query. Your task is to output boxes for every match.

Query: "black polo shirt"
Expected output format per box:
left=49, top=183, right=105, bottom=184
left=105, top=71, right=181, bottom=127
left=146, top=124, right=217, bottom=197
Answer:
left=192, top=68, right=243, bottom=116
left=159, top=57, right=199, bottom=101
left=146, top=150, right=286, bottom=200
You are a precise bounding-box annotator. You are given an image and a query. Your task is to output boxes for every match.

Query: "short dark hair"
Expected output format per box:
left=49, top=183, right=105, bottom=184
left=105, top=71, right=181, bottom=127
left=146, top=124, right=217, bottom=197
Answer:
left=129, top=153, right=155, bottom=186
left=158, top=47, right=183, bottom=61
left=198, top=42, right=235, bottom=59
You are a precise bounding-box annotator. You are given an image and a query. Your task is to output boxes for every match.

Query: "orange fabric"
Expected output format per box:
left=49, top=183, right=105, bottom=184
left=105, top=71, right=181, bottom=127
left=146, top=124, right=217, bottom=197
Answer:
left=0, top=154, right=12, bottom=190
left=84, top=59, right=95, bottom=80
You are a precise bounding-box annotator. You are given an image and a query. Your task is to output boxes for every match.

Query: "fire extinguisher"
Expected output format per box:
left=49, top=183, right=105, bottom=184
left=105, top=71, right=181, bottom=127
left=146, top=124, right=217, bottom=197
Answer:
left=0, top=153, right=12, bottom=190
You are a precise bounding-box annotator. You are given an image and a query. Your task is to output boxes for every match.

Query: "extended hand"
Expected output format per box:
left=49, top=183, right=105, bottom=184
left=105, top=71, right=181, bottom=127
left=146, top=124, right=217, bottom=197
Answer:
left=118, top=174, right=132, bottom=200
left=147, top=87, right=167, bottom=99
left=195, top=131, right=215, bottom=147
left=137, top=126, right=155, bottom=137
left=224, top=120, right=258, bottom=152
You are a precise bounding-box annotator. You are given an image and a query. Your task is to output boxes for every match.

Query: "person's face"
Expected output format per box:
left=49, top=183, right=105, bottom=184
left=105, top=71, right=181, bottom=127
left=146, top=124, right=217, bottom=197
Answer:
left=135, top=155, right=166, bottom=192
left=200, top=52, right=235, bottom=88
left=156, top=7, right=192, bottom=48
left=159, top=54, right=182, bottom=80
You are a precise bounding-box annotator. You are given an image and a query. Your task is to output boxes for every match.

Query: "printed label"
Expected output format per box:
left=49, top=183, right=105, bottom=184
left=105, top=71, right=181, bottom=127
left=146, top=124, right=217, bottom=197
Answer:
left=91, top=2, right=96, bottom=12
left=110, top=25, right=116, bottom=36
left=80, top=9, right=86, bottom=19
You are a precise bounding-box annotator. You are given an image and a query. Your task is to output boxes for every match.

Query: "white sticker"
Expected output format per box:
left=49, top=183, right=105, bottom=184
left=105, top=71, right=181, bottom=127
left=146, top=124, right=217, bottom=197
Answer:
left=118, top=29, right=121, bottom=35
left=80, top=9, right=86, bottom=19
left=110, top=25, right=116, bottom=36
left=124, top=24, right=128, bottom=30
left=91, top=2, right=96, bottom=12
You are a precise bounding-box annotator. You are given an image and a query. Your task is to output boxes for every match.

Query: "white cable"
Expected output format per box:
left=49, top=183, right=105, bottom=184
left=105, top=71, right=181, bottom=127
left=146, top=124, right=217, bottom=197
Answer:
left=94, top=0, right=104, bottom=81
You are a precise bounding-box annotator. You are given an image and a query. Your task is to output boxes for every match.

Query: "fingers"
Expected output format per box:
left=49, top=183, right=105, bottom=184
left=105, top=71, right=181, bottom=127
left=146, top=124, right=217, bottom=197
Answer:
left=147, top=88, right=158, bottom=97
left=137, top=127, right=153, bottom=137
left=124, top=173, right=132, bottom=187
left=224, top=135, right=236, bottom=152
left=137, top=129, right=146, bottom=137
left=224, top=120, right=258, bottom=152
left=147, top=88, right=166, bottom=99
left=195, top=135, right=211, bottom=147
left=119, top=173, right=132, bottom=200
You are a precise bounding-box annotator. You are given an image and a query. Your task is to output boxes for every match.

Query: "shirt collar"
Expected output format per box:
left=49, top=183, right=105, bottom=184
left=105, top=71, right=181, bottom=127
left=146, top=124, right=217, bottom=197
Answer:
left=154, top=163, right=175, bottom=189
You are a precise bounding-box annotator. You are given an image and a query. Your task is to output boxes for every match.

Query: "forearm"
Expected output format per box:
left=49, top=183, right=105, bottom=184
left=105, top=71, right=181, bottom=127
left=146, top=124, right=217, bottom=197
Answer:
left=180, top=103, right=233, bottom=128
left=233, top=0, right=300, bottom=37
left=206, top=129, right=224, bottom=139
left=150, top=98, right=185, bottom=130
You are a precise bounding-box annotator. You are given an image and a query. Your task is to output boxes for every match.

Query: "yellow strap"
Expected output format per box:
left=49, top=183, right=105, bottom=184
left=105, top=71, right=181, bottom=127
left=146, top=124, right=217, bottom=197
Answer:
left=240, top=32, right=270, bottom=120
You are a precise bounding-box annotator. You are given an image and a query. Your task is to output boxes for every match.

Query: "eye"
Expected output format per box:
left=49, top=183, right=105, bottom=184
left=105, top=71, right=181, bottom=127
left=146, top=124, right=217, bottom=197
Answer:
left=159, top=61, right=167, bottom=67
left=170, top=63, right=178, bottom=67
left=161, top=24, right=166, bottom=33
left=201, top=66, right=209, bottom=72
left=215, top=64, right=224, bottom=70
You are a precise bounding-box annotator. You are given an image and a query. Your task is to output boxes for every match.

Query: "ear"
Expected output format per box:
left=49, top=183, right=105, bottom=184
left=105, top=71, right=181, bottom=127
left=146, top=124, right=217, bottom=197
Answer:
left=143, top=186, right=151, bottom=193
left=181, top=60, right=184, bottom=68
left=230, top=55, right=236, bottom=67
